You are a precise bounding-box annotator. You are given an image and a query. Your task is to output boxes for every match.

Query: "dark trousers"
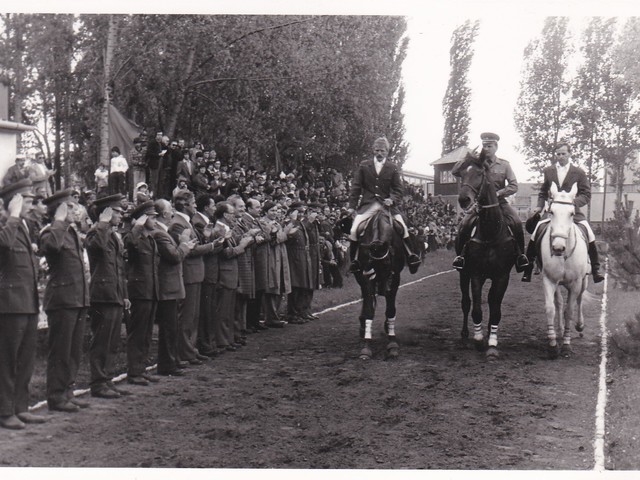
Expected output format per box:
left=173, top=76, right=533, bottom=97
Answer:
left=109, top=172, right=127, bottom=196
left=0, top=314, right=38, bottom=416
left=46, top=308, right=87, bottom=406
left=301, top=288, right=315, bottom=315
left=234, top=294, right=248, bottom=339
left=148, top=167, right=160, bottom=197
left=263, top=293, right=283, bottom=324
left=156, top=299, right=179, bottom=373
left=126, top=299, right=157, bottom=377
left=214, top=287, right=236, bottom=347
left=89, top=303, right=123, bottom=390
left=287, top=287, right=308, bottom=318
left=246, top=291, right=263, bottom=330
left=323, top=263, right=343, bottom=288
left=177, top=282, right=202, bottom=361
left=197, top=282, right=218, bottom=354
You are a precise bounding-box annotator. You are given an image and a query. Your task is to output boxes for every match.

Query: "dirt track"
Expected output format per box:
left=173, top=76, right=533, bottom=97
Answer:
left=0, top=252, right=615, bottom=470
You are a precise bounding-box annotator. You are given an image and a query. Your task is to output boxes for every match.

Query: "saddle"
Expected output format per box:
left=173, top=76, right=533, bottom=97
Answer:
left=534, top=221, right=588, bottom=268
left=357, top=211, right=404, bottom=239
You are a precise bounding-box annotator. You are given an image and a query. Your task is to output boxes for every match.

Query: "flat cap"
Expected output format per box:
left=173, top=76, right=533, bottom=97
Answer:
left=0, top=179, right=35, bottom=203
left=130, top=200, right=157, bottom=220
left=480, top=132, right=500, bottom=143
left=42, top=188, right=74, bottom=209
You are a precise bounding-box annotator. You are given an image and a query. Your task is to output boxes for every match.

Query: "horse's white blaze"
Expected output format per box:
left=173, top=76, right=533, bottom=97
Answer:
left=364, top=319, right=373, bottom=340
left=387, top=317, right=396, bottom=336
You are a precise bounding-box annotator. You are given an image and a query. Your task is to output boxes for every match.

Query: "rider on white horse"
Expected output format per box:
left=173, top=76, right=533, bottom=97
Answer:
left=521, top=142, right=604, bottom=283
left=347, top=136, right=421, bottom=274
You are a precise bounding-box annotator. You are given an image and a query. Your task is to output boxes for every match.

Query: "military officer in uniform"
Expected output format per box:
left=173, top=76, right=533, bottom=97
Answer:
left=0, top=179, right=46, bottom=429
left=40, top=189, right=91, bottom=412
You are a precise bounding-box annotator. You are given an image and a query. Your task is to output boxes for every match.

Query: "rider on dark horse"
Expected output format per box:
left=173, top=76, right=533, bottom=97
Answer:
left=521, top=142, right=604, bottom=283
left=452, top=132, right=530, bottom=272
left=347, top=136, right=421, bottom=275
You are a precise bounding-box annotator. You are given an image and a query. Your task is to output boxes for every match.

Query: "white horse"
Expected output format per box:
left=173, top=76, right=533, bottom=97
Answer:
left=538, top=182, right=589, bottom=359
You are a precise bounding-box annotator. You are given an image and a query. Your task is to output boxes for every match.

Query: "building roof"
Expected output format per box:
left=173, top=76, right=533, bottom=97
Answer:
left=0, top=119, right=36, bottom=133
left=403, top=170, right=433, bottom=181
left=431, top=146, right=473, bottom=166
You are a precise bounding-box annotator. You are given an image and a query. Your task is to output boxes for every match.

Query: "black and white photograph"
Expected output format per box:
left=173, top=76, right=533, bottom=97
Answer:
left=1, top=0, right=640, bottom=477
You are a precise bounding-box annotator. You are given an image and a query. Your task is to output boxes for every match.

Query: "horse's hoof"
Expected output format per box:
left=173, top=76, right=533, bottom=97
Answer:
left=560, top=344, right=572, bottom=358
left=486, top=347, right=499, bottom=360
left=386, top=349, right=399, bottom=360
left=474, top=337, right=485, bottom=352
left=548, top=344, right=560, bottom=360
left=359, top=346, right=372, bottom=360
left=575, top=322, right=584, bottom=333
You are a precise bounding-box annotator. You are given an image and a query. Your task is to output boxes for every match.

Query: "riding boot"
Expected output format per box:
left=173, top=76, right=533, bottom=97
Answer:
left=588, top=241, right=605, bottom=283
left=452, top=230, right=469, bottom=271
left=521, top=240, right=537, bottom=282
left=403, top=237, right=421, bottom=274
left=512, top=221, right=530, bottom=273
left=349, top=241, right=361, bottom=273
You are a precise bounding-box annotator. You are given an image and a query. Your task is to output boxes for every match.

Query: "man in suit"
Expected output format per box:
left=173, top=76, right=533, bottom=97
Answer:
left=347, top=137, right=421, bottom=274
left=521, top=142, right=604, bottom=283
left=2, top=157, right=29, bottom=185
left=124, top=201, right=160, bottom=386
left=152, top=199, right=196, bottom=376
left=169, top=190, right=213, bottom=365
left=85, top=194, right=130, bottom=399
left=451, top=132, right=530, bottom=272
left=145, top=131, right=164, bottom=198
left=193, top=194, right=225, bottom=356
left=40, top=190, right=91, bottom=413
left=0, top=179, right=47, bottom=429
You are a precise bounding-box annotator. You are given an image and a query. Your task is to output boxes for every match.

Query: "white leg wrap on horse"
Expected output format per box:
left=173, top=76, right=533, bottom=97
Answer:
left=473, top=323, right=483, bottom=341
left=387, top=317, right=396, bottom=336
left=364, top=319, right=373, bottom=340
left=488, top=325, right=498, bottom=347
left=547, top=324, right=557, bottom=346
left=563, top=333, right=571, bottom=345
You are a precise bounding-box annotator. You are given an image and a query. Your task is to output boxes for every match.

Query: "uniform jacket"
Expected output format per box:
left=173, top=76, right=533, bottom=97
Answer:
left=452, top=155, right=518, bottom=204
left=39, top=220, right=90, bottom=310
left=85, top=221, right=127, bottom=305
left=348, top=158, right=403, bottom=215
left=537, top=163, right=591, bottom=223
left=168, top=212, right=210, bottom=285
left=0, top=217, right=39, bottom=314
left=124, top=224, right=159, bottom=301
left=152, top=226, right=190, bottom=301
left=256, top=217, right=291, bottom=295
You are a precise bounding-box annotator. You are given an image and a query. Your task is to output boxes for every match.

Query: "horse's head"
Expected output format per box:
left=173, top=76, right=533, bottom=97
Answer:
left=358, top=211, right=394, bottom=277
left=458, top=160, right=487, bottom=210
left=548, top=182, right=577, bottom=256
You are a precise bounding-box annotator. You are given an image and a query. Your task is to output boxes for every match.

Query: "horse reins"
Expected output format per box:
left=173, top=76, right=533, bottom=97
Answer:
left=462, top=167, right=499, bottom=212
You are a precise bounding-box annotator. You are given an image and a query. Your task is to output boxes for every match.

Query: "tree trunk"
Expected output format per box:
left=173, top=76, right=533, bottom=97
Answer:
left=100, top=15, right=118, bottom=167
left=165, top=44, right=196, bottom=138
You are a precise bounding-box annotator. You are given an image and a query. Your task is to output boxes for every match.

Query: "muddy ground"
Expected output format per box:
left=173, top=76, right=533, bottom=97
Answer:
left=0, top=250, right=634, bottom=473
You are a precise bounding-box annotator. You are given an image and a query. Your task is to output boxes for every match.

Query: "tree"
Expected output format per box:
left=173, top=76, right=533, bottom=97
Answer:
left=441, top=20, right=479, bottom=155
left=515, top=17, right=573, bottom=178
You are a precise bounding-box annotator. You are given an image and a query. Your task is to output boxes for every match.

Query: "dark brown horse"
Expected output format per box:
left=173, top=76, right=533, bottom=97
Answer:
left=354, top=208, right=406, bottom=360
left=457, top=160, right=517, bottom=358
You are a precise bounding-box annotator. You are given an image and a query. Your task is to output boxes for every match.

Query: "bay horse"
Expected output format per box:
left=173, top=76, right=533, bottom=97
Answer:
left=537, top=182, right=589, bottom=359
left=457, top=159, right=517, bottom=358
left=354, top=208, right=406, bottom=360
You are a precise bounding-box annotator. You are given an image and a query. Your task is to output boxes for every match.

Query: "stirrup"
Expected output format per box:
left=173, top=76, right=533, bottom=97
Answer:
left=452, top=255, right=465, bottom=271
left=515, top=254, right=529, bottom=273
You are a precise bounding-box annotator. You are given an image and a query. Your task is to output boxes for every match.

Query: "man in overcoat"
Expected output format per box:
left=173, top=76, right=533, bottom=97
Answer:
left=0, top=180, right=46, bottom=429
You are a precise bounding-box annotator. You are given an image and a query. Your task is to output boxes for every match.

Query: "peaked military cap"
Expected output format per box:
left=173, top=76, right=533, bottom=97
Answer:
left=0, top=178, right=35, bottom=203
left=131, top=200, right=157, bottom=219
left=480, top=132, right=500, bottom=143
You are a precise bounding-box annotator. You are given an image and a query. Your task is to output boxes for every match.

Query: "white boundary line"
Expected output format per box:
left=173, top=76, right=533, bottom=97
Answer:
left=314, top=269, right=455, bottom=316
left=593, top=259, right=609, bottom=471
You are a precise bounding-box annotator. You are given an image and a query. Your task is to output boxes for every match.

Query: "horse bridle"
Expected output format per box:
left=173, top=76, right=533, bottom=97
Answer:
left=461, top=167, right=499, bottom=212
left=548, top=199, right=578, bottom=259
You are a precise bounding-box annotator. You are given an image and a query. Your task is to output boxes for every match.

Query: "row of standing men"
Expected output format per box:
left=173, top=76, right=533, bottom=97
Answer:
left=0, top=178, right=324, bottom=430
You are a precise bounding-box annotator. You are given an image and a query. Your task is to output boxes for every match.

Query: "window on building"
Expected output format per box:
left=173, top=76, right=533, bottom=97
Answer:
left=440, top=170, right=456, bottom=184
